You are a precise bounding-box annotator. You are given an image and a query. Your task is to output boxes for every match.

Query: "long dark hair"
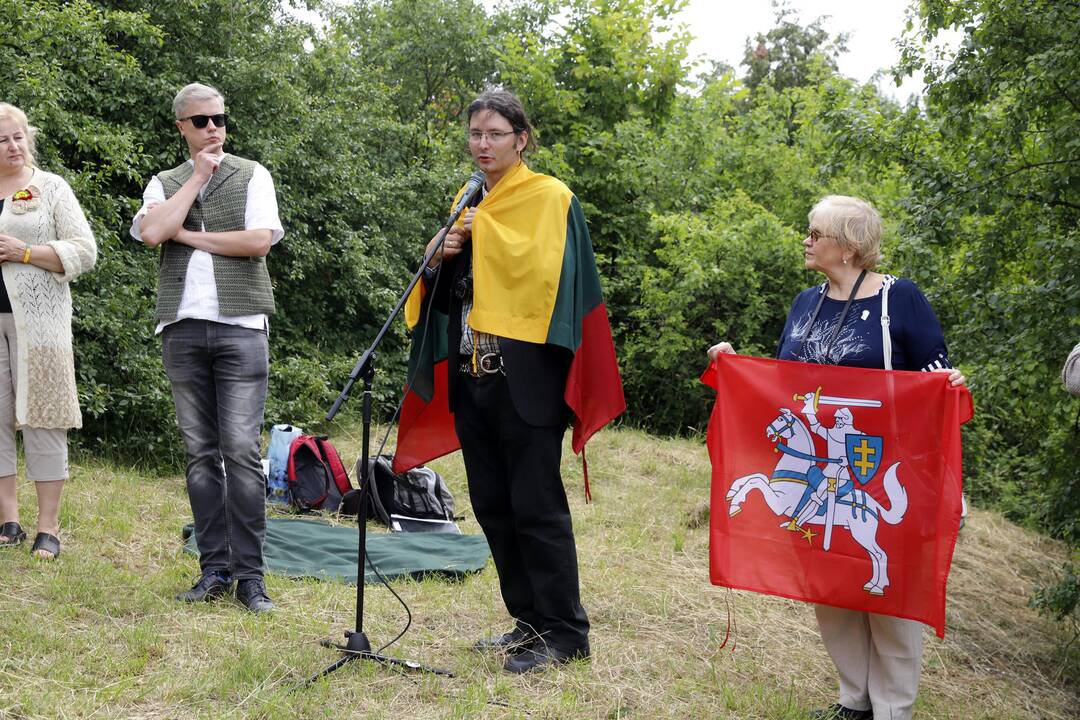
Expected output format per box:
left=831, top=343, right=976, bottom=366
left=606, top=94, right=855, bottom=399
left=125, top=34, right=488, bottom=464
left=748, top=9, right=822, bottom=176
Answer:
left=466, top=88, right=537, bottom=156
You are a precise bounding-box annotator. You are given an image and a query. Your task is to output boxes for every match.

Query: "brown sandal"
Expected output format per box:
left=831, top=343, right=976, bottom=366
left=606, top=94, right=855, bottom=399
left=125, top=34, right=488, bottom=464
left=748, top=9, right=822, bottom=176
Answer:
left=0, top=522, right=27, bottom=546
left=30, top=532, right=60, bottom=559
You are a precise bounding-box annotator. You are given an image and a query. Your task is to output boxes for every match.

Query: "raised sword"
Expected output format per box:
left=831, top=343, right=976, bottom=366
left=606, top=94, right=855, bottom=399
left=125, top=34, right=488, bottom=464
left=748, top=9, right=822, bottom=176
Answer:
left=793, top=386, right=882, bottom=412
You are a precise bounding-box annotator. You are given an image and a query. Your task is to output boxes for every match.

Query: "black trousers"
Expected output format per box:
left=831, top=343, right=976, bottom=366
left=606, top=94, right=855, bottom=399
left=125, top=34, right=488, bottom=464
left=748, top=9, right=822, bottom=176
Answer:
left=453, top=371, right=589, bottom=651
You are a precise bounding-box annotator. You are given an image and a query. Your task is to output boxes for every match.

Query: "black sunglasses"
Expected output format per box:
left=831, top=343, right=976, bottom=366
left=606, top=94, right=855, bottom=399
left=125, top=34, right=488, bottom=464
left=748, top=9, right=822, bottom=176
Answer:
left=179, top=113, right=228, bottom=129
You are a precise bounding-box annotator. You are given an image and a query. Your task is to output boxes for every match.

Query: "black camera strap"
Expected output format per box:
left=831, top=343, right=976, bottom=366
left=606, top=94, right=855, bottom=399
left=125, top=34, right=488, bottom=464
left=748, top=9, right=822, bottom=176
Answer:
left=797, top=269, right=867, bottom=363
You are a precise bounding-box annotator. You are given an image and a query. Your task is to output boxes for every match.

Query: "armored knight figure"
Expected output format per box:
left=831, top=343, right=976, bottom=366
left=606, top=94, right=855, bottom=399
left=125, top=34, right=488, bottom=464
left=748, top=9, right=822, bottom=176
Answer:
left=791, top=392, right=865, bottom=548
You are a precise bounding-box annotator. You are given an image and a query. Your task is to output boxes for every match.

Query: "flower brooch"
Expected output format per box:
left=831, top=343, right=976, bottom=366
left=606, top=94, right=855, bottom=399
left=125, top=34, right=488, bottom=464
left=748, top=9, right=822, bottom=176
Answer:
left=10, top=185, right=41, bottom=215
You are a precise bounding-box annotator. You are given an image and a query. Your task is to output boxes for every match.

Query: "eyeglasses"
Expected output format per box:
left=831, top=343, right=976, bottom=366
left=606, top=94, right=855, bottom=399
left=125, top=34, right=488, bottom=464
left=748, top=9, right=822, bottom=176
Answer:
left=468, top=130, right=517, bottom=143
left=179, top=114, right=228, bottom=129
left=806, top=228, right=837, bottom=243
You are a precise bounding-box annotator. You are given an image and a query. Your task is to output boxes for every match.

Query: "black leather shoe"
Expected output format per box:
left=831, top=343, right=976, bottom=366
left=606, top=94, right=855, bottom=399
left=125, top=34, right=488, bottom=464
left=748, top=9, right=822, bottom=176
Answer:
left=236, top=578, right=275, bottom=613
left=808, top=705, right=873, bottom=720
left=503, top=643, right=590, bottom=673
left=0, top=521, right=27, bottom=546
left=176, top=571, right=233, bottom=603
left=473, top=628, right=538, bottom=653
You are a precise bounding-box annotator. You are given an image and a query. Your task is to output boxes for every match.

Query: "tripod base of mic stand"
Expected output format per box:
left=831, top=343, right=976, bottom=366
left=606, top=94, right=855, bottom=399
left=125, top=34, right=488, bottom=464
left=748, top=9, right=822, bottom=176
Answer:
left=304, top=630, right=455, bottom=684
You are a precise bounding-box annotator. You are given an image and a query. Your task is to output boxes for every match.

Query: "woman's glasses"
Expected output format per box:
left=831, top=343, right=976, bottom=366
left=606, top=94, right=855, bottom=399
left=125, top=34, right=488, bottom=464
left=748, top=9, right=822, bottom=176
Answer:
left=179, top=114, right=228, bottom=129
left=806, top=228, right=836, bottom=243
left=467, top=130, right=517, bottom=143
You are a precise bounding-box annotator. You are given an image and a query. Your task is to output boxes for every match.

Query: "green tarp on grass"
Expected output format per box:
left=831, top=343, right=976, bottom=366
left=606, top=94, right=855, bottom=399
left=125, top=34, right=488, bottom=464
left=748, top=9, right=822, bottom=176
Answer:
left=183, top=518, right=490, bottom=584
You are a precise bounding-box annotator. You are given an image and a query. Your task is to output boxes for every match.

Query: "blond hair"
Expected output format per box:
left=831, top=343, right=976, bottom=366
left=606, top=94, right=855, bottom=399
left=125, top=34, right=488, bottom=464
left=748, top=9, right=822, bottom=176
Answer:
left=172, top=83, right=225, bottom=119
left=808, top=195, right=883, bottom=269
left=0, top=102, right=37, bottom=167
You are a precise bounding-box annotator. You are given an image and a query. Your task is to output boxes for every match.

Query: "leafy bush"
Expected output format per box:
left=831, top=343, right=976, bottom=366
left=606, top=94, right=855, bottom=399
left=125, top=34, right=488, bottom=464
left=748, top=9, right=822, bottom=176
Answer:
left=2, top=1, right=1077, bottom=606
left=1030, top=558, right=1080, bottom=663
left=621, top=191, right=805, bottom=433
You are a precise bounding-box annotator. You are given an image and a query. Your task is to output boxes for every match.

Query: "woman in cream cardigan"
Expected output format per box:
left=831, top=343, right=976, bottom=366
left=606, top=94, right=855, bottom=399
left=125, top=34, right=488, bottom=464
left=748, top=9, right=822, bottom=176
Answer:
left=0, top=103, right=96, bottom=559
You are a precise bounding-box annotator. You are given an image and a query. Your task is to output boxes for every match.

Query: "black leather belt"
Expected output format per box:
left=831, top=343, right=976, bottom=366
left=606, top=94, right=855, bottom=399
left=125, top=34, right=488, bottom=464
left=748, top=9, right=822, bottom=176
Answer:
left=459, top=352, right=504, bottom=377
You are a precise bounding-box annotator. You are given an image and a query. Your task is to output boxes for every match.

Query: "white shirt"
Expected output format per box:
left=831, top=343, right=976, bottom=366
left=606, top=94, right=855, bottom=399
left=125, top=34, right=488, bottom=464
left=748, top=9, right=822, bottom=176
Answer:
left=129, top=156, right=284, bottom=334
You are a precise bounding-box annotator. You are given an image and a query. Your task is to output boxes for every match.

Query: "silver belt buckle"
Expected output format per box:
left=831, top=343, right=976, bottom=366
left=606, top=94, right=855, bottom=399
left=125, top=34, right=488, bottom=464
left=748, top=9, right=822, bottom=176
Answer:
left=477, top=352, right=503, bottom=375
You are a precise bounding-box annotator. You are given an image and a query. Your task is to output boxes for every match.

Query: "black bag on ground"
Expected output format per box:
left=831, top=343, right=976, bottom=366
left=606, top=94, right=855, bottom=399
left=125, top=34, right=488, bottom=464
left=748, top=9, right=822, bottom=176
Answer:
left=341, top=454, right=456, bottom=528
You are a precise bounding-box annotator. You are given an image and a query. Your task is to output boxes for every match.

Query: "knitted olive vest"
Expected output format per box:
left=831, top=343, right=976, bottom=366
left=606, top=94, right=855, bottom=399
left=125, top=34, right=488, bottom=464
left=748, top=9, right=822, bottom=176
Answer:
left=155, top=155, right=275, bottom=321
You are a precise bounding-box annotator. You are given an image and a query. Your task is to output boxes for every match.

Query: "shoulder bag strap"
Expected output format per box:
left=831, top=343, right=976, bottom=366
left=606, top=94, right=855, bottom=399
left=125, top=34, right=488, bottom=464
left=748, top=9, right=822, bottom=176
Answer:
left=881, top=275, right=894, bottom=370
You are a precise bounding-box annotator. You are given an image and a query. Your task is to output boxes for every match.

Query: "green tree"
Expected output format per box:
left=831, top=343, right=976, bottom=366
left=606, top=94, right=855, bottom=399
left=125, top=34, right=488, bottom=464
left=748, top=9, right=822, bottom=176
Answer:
left=741, top=1, right=847, bottom=93
left=887, top=0, right=1080, bottom=538
left=624, top=191, right=804, bottom=432
left=10, top=0, right=1072, bottom=572
left=481, top=1, right=697, bottom=433
left=329, top=0, right=494, bottom=128
left=2, top=1, right=183, bottom=461
left=0, top=0, right=480, bottom=460
left=910, top=0, right=1080, bottom=659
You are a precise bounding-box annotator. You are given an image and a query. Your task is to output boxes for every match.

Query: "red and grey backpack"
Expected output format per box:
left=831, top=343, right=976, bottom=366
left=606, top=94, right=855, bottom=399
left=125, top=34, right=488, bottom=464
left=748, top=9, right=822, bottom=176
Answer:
left=286, top=435, right=353, bottom=512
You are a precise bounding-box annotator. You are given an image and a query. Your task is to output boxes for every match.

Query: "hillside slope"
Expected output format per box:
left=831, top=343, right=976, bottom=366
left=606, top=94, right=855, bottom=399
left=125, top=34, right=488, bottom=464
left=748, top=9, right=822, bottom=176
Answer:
left=0, top=426, right=1073, bottom=719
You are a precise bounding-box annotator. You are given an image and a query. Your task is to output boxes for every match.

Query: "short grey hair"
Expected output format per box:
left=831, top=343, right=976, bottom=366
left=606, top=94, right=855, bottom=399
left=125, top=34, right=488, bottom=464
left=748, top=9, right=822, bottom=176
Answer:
left=172, top=83, right=225, bottom=119
left=808, top=195, right=883, bottom=270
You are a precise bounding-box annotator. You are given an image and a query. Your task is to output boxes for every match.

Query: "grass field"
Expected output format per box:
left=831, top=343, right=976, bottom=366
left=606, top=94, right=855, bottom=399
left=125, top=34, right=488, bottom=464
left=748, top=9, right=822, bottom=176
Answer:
left=0, top=425, right=1075, bottom=719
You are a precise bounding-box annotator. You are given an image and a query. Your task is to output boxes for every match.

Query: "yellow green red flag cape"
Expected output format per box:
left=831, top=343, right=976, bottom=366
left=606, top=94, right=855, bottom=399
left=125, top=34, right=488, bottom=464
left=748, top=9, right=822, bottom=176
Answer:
left=396, top=162, right=625, bottom=491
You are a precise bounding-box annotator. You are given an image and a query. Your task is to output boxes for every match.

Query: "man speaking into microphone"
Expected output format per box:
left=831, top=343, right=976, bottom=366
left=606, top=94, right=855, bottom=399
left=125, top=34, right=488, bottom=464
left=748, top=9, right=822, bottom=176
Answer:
left=400, top=88, right=625, bottom=673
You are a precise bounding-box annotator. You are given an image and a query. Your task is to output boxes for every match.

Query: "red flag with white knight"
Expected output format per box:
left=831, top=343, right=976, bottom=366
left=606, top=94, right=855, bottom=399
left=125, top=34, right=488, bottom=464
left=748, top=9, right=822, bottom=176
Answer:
left=702, top=354, right=973, bottom=637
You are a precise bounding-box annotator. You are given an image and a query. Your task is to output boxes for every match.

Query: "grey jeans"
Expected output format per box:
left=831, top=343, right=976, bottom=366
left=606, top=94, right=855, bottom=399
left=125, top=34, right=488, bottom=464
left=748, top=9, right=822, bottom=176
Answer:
left=162, top=319, right=269, bottom=580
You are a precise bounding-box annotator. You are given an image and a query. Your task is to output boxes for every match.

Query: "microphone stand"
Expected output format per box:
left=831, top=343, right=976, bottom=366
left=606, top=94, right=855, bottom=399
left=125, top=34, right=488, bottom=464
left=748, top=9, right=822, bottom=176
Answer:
left=303, top=180, right=483, bottom=685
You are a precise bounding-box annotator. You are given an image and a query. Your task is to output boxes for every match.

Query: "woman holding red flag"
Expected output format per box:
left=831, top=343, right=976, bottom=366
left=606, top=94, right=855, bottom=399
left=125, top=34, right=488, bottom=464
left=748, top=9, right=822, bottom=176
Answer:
left=407, top=89, right=623, bottom=673
left=709, top=195, right=966, bottom=720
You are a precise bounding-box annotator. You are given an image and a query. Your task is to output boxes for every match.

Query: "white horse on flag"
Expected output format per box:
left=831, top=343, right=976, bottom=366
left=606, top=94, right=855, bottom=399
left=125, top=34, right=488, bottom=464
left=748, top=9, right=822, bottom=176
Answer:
left=724, top=407, right=907, bottom=595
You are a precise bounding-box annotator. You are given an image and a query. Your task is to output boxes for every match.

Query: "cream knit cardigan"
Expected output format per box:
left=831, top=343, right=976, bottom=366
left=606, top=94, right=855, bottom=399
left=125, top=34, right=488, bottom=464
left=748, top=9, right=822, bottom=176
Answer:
left=0, top=169, right=96, bottom=429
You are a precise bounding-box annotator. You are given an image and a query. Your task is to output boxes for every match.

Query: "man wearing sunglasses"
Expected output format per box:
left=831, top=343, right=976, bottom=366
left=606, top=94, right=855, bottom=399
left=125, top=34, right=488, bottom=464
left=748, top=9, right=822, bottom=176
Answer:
left=130, top=82, right=283, bottom=613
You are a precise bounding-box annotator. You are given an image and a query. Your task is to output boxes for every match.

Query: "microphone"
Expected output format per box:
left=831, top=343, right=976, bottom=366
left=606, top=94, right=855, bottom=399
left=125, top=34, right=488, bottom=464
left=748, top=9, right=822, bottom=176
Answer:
left=418, top=171, right=485, bottom=274
left=451, top=171, right=486, bottom=215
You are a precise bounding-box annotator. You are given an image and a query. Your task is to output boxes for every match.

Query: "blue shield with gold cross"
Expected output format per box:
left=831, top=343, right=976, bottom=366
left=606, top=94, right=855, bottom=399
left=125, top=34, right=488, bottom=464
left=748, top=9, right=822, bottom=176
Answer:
left=845, top=435, right=883, bottom=485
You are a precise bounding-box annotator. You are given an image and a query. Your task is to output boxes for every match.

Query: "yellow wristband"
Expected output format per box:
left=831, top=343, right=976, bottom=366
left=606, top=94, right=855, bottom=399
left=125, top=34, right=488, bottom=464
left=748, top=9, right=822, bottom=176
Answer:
left=21, top=246, right=31, bottom=264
